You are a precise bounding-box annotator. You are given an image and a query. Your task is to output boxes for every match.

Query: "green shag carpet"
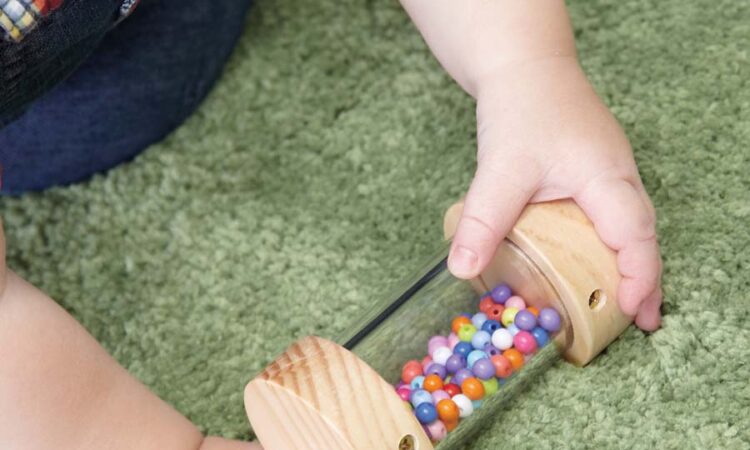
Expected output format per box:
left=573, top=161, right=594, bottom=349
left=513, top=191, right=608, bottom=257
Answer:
left=2, top=0, right=749, bottom=448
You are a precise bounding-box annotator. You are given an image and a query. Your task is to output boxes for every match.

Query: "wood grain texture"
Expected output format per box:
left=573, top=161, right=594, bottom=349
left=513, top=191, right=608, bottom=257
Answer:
left=245, top=336, right=433, bottom=450
left=444, top=199, right=632, bottom=366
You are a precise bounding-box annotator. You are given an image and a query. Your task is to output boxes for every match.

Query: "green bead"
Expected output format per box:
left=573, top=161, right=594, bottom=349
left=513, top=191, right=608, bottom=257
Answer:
left=481, top=378, right=499, bottom=396
left=457, top=324, right=477, bottom=342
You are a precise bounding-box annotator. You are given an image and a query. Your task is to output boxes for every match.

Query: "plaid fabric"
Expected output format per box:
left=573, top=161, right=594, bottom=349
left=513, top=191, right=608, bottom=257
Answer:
left=0, top=0, right=63, bottom=42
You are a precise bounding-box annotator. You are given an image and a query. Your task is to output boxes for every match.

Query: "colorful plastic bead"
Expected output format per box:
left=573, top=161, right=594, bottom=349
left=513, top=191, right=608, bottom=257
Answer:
left=506, top=323, right=521, bottom=336
left=425, top=363, right=447, bottom=380
left=410, top=375, right=425, bottom=390
left=401, top=360, right=423, bottom=384
left=415, top=402, right=438, bottom=424
left=444, top=419, right=458, bottom=432
left=481, top=319, right=501, bottom=334
left=451, top=394, right=473, bottom=418
left=428, top=336, right=450, bottom=356
left=490, top=354, right=513, bottom=378
left=452, top=368, right=473, bottom=387
left=448, top=332, right=460, bottom=350
left=471, top=330, right=492, bottom=350
left=503, top=348, right=524, bottom=370
left=471, top=312, right=488, bottom=329
left=501, top=307, right=519, bottom=327
left=466, top=350, right=488, bottom=369
left=427, top=419, right=447, bottom=441
left=432, top=390, right=451, bottom=404
left=421, top=356, right=433, bottom=372
left=423, top=374, right=444, bottom=393
left=539, top=307, right=561, bottom=332
left=483, top=343, right=501, bottom=357
left=457, top=324, right=477, bottom=342
left=491, top=283, right=512, bottom=304
left=461, top=377, right=485, bottom=400
left=514, top=309, right=537, bottom=331
left=485, top=304, right=505, bottom=322
left=531, top=326, right=550, bottom=347
left=453, top=341, right=473, bottom=358
left=513, top=330, right=538, bottom=354
left=479, top=296, right=495, bottom=314
left=471, top=358, right=496, bottom=380
left=527, top=306, right=540, bottom=317
left=396, top=386, right=411, bottom=402
left=432, top=347, right=453, bottom=366
left=436, top=399, right=460, bottom=423
left=445, top=354, right=466, bottom=374
left=505, top=295, right=526, bottom=310
left=480, top=377, right=499, bottom=396
left=410, top=389, right=433, bottom=407
left=443, top=383, right=461, bottom=397
left=451, top=316, right=471, bottom=334
left=472, top=399, right=483, bottom=410
left=491, top=328, right=513, bottom=350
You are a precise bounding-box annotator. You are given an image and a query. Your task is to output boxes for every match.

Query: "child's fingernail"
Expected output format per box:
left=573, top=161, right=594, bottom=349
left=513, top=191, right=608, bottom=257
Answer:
left=449, top=246, right=478, bottom=278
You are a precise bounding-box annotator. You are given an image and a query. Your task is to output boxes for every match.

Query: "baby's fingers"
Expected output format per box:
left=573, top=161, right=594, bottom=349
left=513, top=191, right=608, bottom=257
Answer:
left=448, top=153, right=540, bottom=279
left=576, top=176, right=662, bottom=329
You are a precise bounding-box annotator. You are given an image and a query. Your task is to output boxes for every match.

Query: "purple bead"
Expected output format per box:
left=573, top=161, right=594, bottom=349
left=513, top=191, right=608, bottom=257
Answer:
left=490, top=283, right=512, bottom=304
left=425, top=363, right=447, bottom=380
left=514, top=310, right=537, bottom=331
left=453, top=368, right=473, bottom=386
left=483, top=343, right=501, bottom=357
left=472, top=358, right=496, bottom=380
left=445, top=354, right=466, bottom=374
left=428, top=336, right=449, bottom=356
left=539, top=308, right=561, bottom=332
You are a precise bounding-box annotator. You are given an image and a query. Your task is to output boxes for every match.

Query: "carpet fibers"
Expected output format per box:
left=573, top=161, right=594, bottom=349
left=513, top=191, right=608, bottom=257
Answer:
left=1, top=0, right=749, bottom=448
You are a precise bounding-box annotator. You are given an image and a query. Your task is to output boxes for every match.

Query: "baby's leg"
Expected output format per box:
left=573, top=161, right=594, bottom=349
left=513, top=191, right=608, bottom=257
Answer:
left=0, top=267, right=259, bottom=448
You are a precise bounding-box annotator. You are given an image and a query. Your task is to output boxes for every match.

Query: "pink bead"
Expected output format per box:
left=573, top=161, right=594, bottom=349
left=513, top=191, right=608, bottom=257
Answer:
left=431, top=389, right=450, bottom=403
left=428, top=336, right=450, bottom=356
left=513, top=330, right=538, bottom=354
left=421, top=356, right=433, bottom=372
left=505, top=296, right=526, bottom=310
left=448, top=332, right=460, bottom=351
left=426, top=419, right=447, bottom=441
left=396, top=386, right=411, bottom=402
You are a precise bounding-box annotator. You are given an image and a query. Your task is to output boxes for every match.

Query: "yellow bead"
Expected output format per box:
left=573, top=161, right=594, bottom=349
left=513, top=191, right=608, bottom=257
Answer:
left=501, top=307, right=519, bottom=327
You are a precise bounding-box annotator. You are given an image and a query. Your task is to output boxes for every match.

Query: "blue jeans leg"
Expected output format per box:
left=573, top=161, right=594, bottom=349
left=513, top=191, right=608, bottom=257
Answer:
left=0, top=0, right=253, bottom=194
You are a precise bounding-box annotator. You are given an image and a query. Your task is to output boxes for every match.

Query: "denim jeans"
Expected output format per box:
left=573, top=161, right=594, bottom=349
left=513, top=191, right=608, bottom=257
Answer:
left=0, top=0, right=254, bottom=194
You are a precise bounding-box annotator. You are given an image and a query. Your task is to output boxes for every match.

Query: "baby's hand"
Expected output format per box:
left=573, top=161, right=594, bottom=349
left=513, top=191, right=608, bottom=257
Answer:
left=448, top=57, right=662, bottom=331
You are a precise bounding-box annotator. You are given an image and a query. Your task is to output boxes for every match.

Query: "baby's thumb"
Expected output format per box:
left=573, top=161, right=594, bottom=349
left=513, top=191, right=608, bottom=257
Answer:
left=448, top=154, right=538, bottom=279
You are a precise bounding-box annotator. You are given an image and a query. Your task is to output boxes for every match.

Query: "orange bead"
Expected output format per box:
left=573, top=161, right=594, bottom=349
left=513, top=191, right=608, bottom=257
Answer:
left=490, top=354, right=513, bottom=378
left=479, top=296, right=495, bottom=314
left=461, top=377, right=485, bottom=400
left=503, top=348, right=524, bottom=370
left=451, top=316, right=471, bottom=334
left=436, top=399, right=460, bottom=423
left=486, top=304, right=505, bottom=322
left=527, top=306, right=540, bottom=317
left=423, top=374, right=444, bottom=393
left=444, top=419, right=459, bottom=432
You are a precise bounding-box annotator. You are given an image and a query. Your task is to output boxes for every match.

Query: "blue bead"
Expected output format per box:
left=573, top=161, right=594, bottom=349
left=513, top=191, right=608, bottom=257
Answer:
left=410, top=389, right=433, bottom=408
left=481, top=319, right=501, bottom=334
left=414, top=402, right=438, bottom=424
left=507, top=323, right=521, bottom=336
left=410, top=375, right=425, bottom=390
left=467, top=350, right=489, bottom=369
left=471, top=330, right=492, bottom=350
left=453, top=341, right=473, bottom=358
left=472, top=399, right=483, bottom=410
left=531, top=327, right=550, bottom=347
left=471, top=312, right=488, bottom=329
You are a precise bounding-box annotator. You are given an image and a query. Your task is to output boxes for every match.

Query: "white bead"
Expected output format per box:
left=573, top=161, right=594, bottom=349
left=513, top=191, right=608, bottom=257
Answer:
left=491, top=328, right=513, bottom=350
left=452, top=394, right=474, bottom=418
left=432, top=346, right=453, bottom=366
